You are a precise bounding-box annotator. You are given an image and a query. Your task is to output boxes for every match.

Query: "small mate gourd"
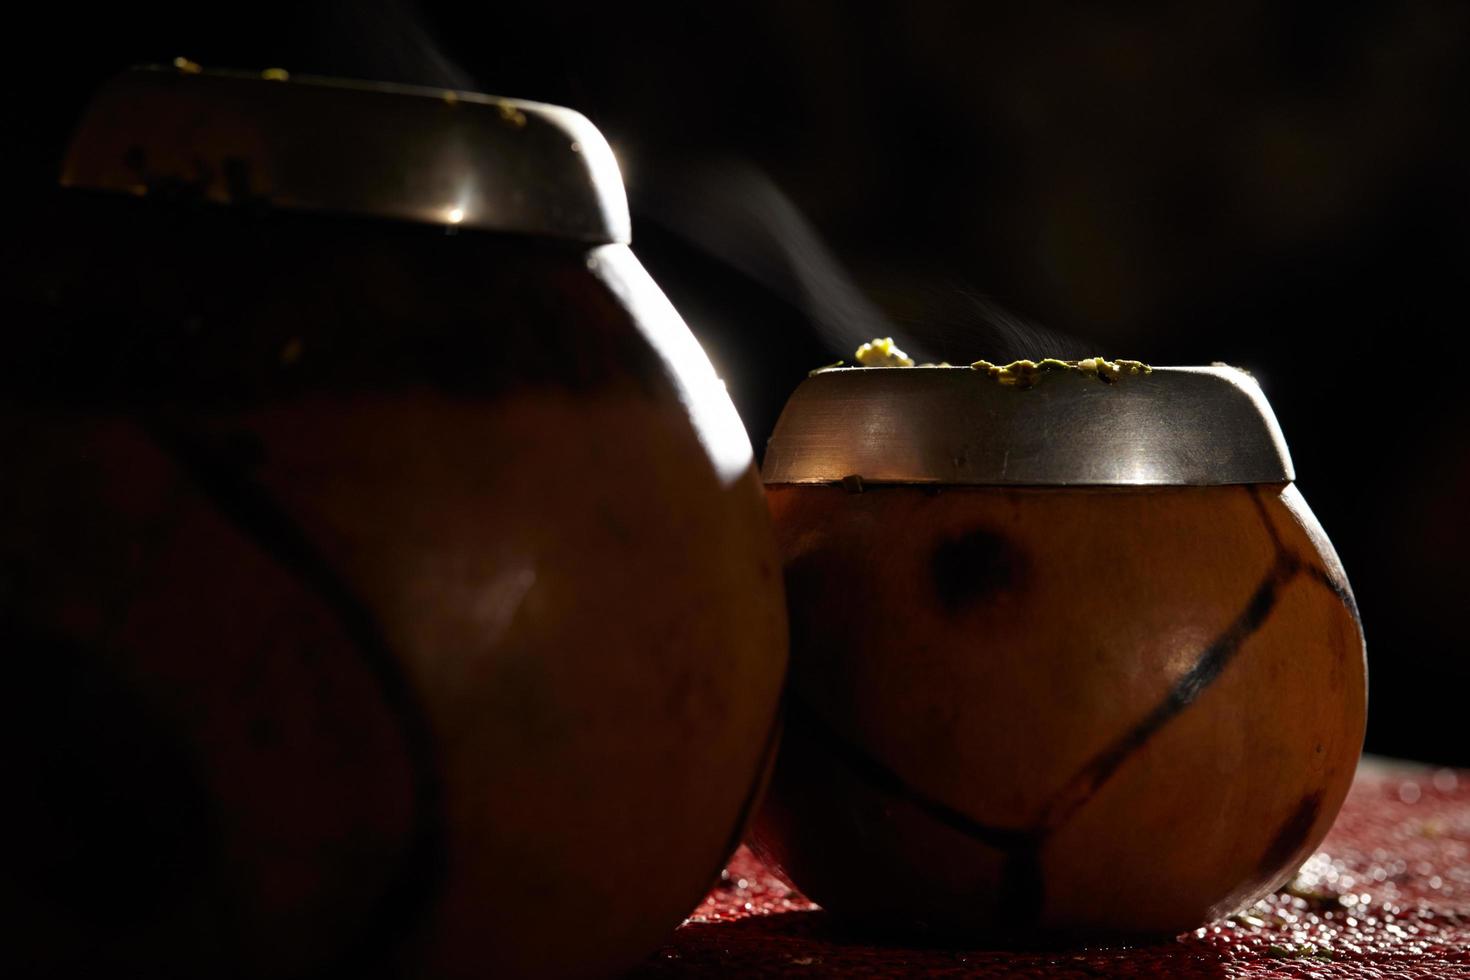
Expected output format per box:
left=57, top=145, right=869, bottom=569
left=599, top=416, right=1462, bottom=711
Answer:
left=751, top=351, right=1365, bottom=937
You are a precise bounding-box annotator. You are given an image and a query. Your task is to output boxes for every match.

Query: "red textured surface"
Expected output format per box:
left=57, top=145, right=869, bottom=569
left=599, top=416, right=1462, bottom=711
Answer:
left=636, top=759, right=1470, bottom=978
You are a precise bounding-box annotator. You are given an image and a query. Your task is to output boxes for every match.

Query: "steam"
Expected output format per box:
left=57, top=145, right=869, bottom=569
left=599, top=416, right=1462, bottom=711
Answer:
left=632, top=160, right=894, bottom=352
left=631, top=159, right=1089, bottom=364
left=315, top=0, right=478, bottom=90
left=903, top=286, right=1092, bottom=364
left=307, top=4, right=1088, bottom=366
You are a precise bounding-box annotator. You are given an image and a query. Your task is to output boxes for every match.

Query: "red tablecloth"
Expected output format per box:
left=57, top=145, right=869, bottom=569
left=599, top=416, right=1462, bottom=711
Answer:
left=638, top=758, right=1470, bottom=978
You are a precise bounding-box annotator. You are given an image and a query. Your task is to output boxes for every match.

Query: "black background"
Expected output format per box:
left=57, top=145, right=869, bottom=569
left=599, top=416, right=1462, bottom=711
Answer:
left=8, top=1, right=1469, bottom=764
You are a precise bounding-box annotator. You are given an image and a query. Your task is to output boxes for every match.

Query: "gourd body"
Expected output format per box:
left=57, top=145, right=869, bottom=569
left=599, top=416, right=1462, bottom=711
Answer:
left=752, top=482, right=1364, bottom=937
left=0, top=196, right=786, bottom=978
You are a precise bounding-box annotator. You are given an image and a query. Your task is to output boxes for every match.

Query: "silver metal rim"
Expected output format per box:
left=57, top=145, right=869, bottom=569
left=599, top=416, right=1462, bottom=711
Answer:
left=761, top=364, right=1295, bottom=487
left=61, top=64, right=631, bottom=243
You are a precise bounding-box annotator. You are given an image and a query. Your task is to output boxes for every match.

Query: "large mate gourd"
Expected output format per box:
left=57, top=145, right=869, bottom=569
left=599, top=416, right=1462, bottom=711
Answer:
left=0, top=66, right=786, bottom=978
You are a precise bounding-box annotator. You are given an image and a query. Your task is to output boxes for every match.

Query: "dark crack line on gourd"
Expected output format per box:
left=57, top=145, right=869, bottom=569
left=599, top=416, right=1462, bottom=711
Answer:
left=1249, top=484, right=1360, bottom=627
left=1302, top=565, right=1362, bottom=628
left=1036, top=549, right=1300, bottom=836
left=141, top=420, right=448, bottom=973
left=783, top=484, right=1334, bottom=930
left=1258, top=791, right=1326, bottom=879
left=1247, top=483, right=1288, bottom=555
left=785, top=695, right=1036, bottom=853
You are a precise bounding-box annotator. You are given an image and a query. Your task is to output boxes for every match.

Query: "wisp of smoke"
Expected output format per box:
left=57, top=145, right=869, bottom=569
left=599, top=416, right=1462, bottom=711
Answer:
left=632, top=160, right=894, bottom=352
left=911, top=286, right=1092, bottom=364
left=315, top=5, right=1089, bottom=367
left=319, top=0, right=478, bottom=91
left=632, top=159, right=1090, bottom=365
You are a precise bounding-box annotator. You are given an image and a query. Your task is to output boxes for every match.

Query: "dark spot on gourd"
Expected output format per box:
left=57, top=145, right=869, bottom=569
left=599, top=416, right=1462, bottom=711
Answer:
left=931, top=528, right=1022, bottom=612
left=1259, top=791, right=1324, bottom=877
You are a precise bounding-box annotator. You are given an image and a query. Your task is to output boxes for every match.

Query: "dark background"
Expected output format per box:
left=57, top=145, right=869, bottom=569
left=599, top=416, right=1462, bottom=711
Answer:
left=8, top=1, right=1469, bottom=764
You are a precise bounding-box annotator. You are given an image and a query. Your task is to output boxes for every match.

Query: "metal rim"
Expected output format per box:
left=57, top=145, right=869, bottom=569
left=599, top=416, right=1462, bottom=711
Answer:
left=761, top=364, right=1295, bottom=487
left=61, top=64, right=630, bottom=243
